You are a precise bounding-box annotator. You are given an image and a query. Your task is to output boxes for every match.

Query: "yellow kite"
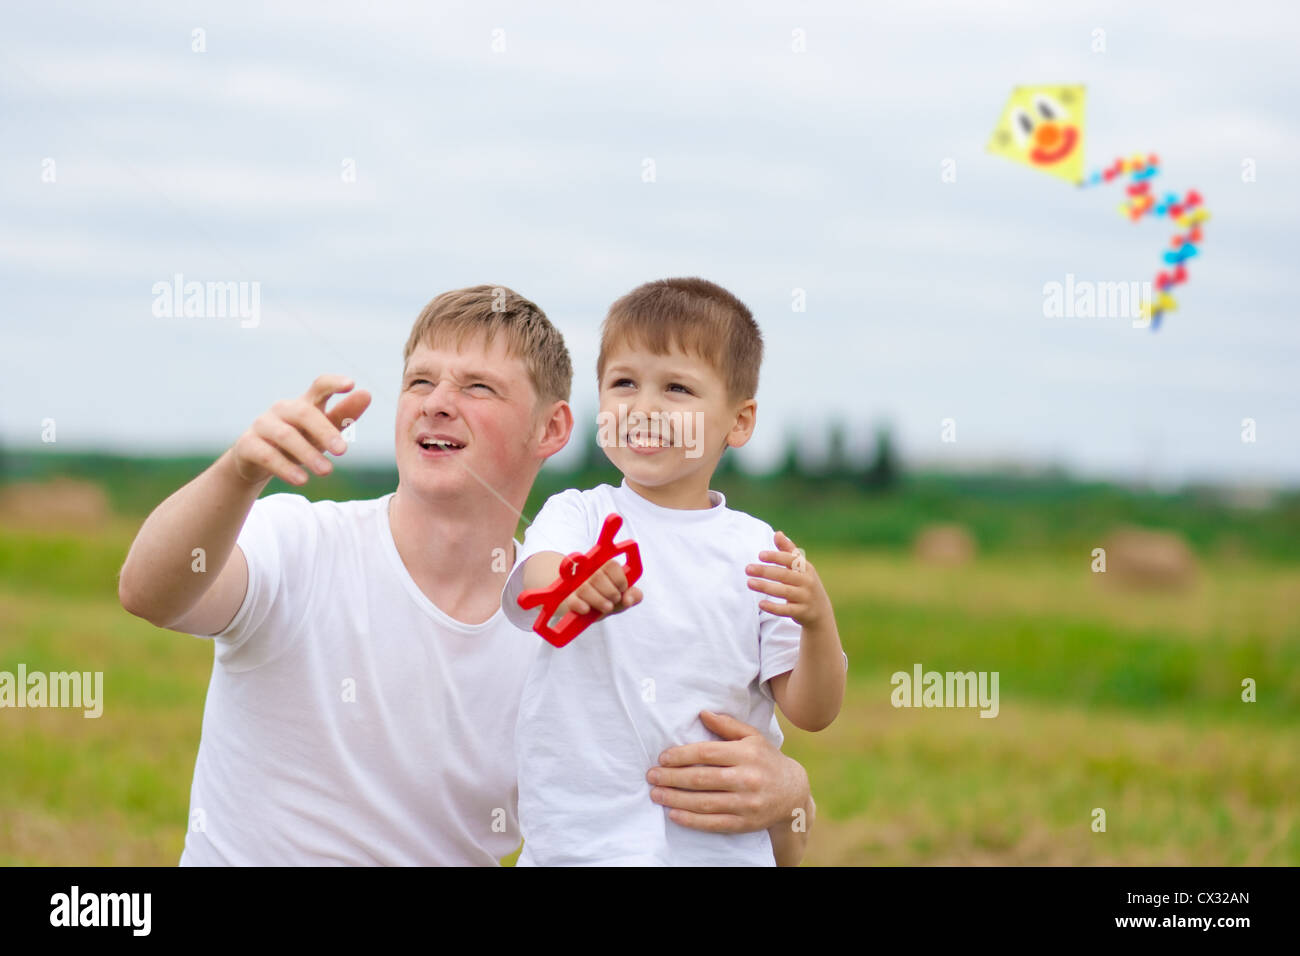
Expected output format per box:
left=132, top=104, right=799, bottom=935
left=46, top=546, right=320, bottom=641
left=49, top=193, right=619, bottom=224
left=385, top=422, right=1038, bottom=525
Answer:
left=987, top=84, right=1086, bottom=185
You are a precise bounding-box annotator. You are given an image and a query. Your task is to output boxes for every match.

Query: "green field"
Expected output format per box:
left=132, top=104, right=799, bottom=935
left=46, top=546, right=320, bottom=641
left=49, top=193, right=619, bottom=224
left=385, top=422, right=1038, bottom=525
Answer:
left=2, top=470, right=1296, bottom=864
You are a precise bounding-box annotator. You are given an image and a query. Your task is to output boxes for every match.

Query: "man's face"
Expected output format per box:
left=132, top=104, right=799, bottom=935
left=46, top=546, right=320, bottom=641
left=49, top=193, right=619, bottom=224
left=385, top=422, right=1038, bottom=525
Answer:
left=598, top=340, right=754, bottom=500
left=395, top=333, right=543, bottom=502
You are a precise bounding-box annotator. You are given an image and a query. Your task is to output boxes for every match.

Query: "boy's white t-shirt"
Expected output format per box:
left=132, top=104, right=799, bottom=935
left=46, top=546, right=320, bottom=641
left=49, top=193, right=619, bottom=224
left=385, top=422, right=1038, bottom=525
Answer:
left=180, top=491, right=538, bottom=866
left=502, top=479, right=843, bottom=866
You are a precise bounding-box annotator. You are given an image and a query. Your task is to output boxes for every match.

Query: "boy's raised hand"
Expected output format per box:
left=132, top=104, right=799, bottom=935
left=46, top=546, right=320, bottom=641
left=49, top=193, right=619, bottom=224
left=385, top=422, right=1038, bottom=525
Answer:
left=745, top=531, right=832, bottom=628
left=230, top=375, right=372, bottom=487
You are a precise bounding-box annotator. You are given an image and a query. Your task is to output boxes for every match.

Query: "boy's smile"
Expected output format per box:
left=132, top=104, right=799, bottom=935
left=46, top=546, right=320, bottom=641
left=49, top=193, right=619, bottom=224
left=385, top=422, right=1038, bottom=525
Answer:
left=598, top=342, right=755, bottom=509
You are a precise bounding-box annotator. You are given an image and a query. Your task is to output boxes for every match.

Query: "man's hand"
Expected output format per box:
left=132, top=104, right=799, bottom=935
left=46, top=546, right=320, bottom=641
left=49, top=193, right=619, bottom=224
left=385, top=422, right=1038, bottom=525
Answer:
left=119, top=374, right=371, bottom=632
left=645, top=710, right=813, bottom=864
left=231, top=374, right=372, bottom=487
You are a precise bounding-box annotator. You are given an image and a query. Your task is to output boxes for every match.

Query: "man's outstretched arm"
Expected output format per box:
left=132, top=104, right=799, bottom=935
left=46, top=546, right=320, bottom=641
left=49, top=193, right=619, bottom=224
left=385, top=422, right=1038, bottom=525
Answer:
left=118, top=375, right=368, bottom=633
left=645, top=710, right=815, bottom=867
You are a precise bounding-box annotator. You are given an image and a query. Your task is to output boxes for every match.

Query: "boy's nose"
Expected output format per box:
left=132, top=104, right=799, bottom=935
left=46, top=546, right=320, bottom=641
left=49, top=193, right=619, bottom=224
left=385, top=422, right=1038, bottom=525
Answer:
left=626, top=403, right=662, bottom=426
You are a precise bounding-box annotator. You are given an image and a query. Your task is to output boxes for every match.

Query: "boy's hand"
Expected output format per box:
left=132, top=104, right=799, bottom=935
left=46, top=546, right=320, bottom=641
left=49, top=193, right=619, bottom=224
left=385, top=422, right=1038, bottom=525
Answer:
left=745, top=531, right=832, bottom=629
left=557, top=557, right=643, bottom=620
left=230, top=375, right=372, bottom=487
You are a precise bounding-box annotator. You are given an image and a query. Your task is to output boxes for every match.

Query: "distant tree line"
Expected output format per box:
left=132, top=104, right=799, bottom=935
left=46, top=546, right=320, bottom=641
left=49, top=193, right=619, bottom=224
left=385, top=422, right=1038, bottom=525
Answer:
left=569, top=419, right=901, bottom=492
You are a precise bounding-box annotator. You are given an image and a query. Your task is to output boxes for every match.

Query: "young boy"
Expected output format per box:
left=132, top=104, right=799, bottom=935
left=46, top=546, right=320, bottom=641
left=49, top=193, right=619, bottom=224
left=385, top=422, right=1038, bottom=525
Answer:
left=501, top=278, right=846, bottom=866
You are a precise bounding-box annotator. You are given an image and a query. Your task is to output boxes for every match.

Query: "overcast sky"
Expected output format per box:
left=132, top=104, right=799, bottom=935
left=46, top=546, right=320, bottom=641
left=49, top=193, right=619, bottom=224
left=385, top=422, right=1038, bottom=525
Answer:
left=3, top=0, right=1297, bottom=488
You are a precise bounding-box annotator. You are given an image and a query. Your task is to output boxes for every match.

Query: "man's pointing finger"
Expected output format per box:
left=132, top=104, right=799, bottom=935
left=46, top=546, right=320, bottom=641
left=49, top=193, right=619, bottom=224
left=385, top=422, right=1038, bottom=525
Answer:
left=327, top=388, right=372, bottom=432
left=304, top=374, right=357, bottom=408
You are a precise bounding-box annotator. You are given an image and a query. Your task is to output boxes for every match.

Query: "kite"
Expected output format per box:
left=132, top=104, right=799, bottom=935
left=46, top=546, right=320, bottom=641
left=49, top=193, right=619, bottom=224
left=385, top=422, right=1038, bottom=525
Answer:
left=987, top=84, right=1208, bottom=330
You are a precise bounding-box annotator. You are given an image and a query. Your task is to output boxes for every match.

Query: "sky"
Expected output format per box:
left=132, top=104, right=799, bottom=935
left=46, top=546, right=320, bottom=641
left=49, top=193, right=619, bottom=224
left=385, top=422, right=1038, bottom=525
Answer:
left=2, top=0, right=1297, bottom=489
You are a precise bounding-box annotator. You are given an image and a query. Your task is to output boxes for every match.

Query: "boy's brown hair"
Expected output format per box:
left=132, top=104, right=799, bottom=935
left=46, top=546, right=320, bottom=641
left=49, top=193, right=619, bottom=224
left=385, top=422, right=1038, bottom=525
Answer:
left=597, top=278, right=762, bottom=404
left=403, top=285, right=573, bottom=412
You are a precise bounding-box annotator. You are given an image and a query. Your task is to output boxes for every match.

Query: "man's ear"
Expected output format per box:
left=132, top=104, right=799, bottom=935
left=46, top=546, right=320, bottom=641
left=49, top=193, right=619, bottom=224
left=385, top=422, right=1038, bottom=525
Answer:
left=535, top=399, right=574, bottom=460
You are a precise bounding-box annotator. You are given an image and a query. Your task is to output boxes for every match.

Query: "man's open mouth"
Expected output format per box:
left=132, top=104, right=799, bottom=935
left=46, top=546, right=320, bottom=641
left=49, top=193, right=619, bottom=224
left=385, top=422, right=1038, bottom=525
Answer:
left=418, top=435, right=466, bottom=453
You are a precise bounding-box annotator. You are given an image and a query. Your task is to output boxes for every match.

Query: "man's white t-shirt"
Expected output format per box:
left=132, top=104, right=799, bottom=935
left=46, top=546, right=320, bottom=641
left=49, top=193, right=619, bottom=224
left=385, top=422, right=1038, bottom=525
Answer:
left=502, top=479, right=842, bottom=866
left=180, top=492, right=537, bottom=866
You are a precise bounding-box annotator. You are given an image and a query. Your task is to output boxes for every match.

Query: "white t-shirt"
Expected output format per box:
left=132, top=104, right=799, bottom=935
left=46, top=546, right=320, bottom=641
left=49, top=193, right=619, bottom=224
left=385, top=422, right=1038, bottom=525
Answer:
left=502, top=479, right=837, bottom=866
left=180, top=492, right=537, bottom=866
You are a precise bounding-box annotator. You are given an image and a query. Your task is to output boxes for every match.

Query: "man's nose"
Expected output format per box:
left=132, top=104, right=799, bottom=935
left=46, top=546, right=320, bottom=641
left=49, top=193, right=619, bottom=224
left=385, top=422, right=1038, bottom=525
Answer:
left=421, top=380, right=461, bottom=417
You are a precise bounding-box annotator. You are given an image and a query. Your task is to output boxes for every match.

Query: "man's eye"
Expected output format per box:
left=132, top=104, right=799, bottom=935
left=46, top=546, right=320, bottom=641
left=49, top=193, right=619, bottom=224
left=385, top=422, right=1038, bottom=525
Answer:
left=469, top=383, right=493, bottom=392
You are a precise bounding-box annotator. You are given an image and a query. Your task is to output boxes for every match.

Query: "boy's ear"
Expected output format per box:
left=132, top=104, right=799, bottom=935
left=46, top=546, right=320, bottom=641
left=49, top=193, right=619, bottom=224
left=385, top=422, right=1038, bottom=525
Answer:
left=725, top=399, right=757, bottom=449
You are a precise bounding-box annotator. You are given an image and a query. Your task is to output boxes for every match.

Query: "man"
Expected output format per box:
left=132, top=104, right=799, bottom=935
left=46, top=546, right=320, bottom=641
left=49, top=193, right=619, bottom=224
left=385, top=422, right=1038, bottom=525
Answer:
left=118, top=285, right=816, bottom=865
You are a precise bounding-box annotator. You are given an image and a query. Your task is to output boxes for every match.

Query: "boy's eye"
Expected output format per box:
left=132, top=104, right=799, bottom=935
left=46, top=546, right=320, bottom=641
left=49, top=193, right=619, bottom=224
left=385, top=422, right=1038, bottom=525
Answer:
left=611, top=378, right=633, bottom=388
left=668, top=383, right=691, bottom=394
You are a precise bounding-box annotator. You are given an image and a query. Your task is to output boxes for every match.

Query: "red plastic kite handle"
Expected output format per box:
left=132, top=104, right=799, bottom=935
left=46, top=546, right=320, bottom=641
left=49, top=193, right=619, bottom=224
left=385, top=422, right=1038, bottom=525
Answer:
left=516, top=513, right=643, bottom=648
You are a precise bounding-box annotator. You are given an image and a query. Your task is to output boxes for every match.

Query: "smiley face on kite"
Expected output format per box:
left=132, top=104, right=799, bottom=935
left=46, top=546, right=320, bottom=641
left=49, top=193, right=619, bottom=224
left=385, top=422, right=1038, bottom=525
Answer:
left=987, top=84, right=1086, bottom=185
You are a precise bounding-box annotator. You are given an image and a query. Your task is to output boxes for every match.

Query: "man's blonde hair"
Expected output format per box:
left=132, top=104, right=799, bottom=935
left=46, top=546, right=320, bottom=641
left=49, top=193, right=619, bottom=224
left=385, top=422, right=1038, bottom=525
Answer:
left=596, top=277, right=762, bottom=404
left=403, top=285, right=573, bottom=410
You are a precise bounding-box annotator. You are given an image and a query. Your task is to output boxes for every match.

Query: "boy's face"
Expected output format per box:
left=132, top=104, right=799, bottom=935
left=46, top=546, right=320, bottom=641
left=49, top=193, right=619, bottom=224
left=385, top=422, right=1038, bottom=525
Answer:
left=598, top=339, right=755, bottom=506
left=395, top=333, right=552, bottom=504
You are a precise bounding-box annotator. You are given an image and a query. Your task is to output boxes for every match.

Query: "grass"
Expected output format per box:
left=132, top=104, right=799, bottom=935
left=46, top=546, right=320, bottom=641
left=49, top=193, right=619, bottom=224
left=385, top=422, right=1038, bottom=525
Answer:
left=788, top=696, right=1299, bottom=865
left=0, top=519, right=1296, bottom=865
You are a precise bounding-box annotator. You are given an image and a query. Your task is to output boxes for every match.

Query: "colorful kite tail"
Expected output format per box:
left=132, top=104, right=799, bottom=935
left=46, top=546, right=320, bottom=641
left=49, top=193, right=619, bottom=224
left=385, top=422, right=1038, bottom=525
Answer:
left=1080, top=153, right=1209, bottom=330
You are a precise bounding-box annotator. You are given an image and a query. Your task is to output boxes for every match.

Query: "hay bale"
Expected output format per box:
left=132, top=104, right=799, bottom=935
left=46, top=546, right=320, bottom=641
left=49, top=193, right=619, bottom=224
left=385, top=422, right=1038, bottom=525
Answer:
left=1101, top=526, right=1197, bottom=590
left=0, top=477, right=110, bottom=531
left=913, top=523, right=976, bottom=566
